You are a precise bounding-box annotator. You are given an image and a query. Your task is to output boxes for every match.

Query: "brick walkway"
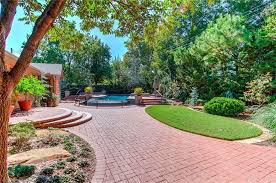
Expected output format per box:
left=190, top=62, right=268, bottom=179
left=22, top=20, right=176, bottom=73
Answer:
left=60, top=103, right=276, bottom=183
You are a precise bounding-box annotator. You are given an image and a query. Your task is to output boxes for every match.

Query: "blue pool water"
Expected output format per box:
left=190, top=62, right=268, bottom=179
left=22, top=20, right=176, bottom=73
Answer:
left=86, top=95, right=131, bottom=106
left=95, top=95, right=130, bottom=101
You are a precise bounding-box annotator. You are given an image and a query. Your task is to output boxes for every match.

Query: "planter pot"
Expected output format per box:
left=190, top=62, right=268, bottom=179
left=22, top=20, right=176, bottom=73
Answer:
left=47, top=100, right=57, bottom=107
left=64, top=90, right=70, bottom=98
left=18, top=100, right=32, bottom=111
left=135, top=95, right=142, bottom=105
left=9, top=105, right=15, bottom=117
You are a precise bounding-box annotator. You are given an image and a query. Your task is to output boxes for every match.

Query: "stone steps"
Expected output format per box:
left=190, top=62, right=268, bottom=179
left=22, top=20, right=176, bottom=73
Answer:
left=141, top=98, right=165, bottom=105
left=33, top=108, right=92, bottom=129
left=54, top=112, right=92, bottom=128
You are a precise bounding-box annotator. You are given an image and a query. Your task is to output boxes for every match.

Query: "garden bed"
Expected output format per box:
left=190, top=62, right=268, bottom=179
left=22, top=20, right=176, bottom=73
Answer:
left=255, top=136, right=276, bottom=147
left=146, top=105, right=262, bottom=141
left=8, top=123, right=96, bottom=183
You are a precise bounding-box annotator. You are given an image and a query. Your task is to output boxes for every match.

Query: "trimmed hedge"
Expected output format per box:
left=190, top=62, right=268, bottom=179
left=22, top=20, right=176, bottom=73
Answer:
left=204, top=97, right=245, bottom=116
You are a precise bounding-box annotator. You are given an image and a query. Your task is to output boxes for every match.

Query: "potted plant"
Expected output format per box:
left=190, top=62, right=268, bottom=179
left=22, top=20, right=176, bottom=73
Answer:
left=14, top=76, right=46, bottom=111
left=47, top=93, right=59, bottom=107
left=84, top=86, right=93, bottom=99
left=84, top=86, right=93, bottom=94
left=9, top=91, right=19, bottom=117
left=134, top=87, right=144, bottom=105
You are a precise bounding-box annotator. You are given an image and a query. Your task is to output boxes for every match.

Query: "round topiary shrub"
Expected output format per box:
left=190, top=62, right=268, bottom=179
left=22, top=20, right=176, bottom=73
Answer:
left=204, top=97, right=245, bottom=116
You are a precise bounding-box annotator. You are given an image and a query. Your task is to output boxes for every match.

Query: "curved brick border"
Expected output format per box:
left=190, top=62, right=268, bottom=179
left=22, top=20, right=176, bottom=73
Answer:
left=67, top=129, right=106, bottom=183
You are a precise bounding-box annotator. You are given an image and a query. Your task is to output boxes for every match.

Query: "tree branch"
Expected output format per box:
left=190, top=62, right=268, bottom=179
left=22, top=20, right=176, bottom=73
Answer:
left=9, top=0, right=66, bottom=87
left=0, top=0, right=19, bottom=39
left=0, top=0, right=19, bottom=73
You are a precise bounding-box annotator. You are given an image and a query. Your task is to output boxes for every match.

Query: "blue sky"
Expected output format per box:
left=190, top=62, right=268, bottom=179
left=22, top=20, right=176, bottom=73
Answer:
left=6, top=7, right=128, bottom=59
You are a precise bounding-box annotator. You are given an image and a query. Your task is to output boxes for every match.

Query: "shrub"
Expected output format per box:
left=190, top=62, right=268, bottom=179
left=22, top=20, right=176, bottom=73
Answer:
left=40, top=167, right=54, bottom=176
left=49, top=176, right=62, bottom=183
left=35, top=175, right=49, bottom=183
left=268, top=95, right=276, bottom=103
left=79, top=149, right=90, bottom=158
left=8, top=164, right=35, bottom=178
left=41, top=134, right=60, bottom=146
left=74, top=171, right=86, bottom=183
left=242, top=73, right=272, bottom=105
left=252, top=102, right=276, bottom=131
left=204, top=97, right=245, bottom=116
left=66, top=156, right=77, bottom=162
left=73, top=136, right=82, bottom=142
left=35, top=175, right=61, bottom=183
left=64, top=142, right=77, bottom=154
left=59, top=175, right=73, bottom=183
left=177, top=90, right=189, bottom=102
left=64, top=167, right=76, bottom=174
left=134, top=87, right=143, bottom=96
left=47, top=93, right=59, bottom=106
left=14, top=75, right=47, bottom=99
left=8, top=166, right=14, bottom=177
left=62, top=136, right=71, bottom=144
left=78, top=160, right=90, bottom=168
left=190, top=87, right=199, bottom=106
left=84, top=87, right=93, bottom=93
left=55, top=161, right=66, bottom=169
left=184, top=98, right=191, bottom=105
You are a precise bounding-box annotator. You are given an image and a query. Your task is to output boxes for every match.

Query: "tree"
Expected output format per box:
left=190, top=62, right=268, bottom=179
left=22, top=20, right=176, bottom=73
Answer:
left=111, top=58, right=129, bottom=86
left=123, top=41, right=154, bottom=90
left=183, top=14, right=253, bottom=98
left=76, top=36, right=112, bottom=85
left=33, top=41, right=65, bottom=65
left=253, top=3, right=276, bottom=93
left=0, top=1, right=165, bottom=182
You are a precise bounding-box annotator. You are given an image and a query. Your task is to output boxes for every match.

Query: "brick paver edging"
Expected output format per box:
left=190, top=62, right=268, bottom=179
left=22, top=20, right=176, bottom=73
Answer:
left=68, top=129, right=106, bottom=183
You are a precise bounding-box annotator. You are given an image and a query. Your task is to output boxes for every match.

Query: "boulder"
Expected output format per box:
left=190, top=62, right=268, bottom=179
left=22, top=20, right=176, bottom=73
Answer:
left=35, top=129, right=70, bottom=138
left=8, top=146, right=70, bottom=165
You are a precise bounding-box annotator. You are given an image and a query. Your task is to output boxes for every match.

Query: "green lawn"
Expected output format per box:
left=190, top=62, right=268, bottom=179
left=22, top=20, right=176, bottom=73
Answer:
left=145, top=105, right=262, bottom=140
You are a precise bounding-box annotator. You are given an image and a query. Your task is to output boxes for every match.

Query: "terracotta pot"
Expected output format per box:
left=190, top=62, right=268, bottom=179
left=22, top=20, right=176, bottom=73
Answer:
left=9, top=105, right=15, bottom=117
left=135, top=95, right=142, bottom=105
left=18, top=100, right=33, bottom=111
left=47, top=100, right=56, bottom=107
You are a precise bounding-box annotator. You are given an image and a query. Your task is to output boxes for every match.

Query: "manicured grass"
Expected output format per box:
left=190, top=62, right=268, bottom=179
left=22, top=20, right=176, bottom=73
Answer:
left=145, top=105, right=262, bottom=140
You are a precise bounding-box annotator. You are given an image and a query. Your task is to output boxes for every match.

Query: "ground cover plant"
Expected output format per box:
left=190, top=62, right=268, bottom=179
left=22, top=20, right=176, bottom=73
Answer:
left=146, top=105, right=262, bottom=140
left=8, top=123, right=96, bottom=183
left=252, top=102, right=276, bottom=131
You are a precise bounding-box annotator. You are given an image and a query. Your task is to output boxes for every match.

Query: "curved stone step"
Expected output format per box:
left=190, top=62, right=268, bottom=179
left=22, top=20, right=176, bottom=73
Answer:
left=36, top=111, right=83, bottom=129
left=54, top=112, right=92, bottom=128
left=33, top=108, right=73, bottom=125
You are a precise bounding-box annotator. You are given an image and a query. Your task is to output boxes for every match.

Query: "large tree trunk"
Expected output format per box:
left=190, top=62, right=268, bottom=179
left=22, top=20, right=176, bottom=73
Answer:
left=0, top=1, right=18, bottom=181
left=0, top=1, right=66, bottom=182
left=0, top=80, right=11, bottom=183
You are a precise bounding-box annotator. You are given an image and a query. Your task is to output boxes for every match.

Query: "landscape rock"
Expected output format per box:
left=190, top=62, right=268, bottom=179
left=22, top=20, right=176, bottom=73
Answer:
left=8, top=147, right=70, bottom=165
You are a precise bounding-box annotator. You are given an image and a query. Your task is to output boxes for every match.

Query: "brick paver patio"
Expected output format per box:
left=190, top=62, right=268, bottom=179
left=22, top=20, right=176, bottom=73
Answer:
left=60, top=103, right=276, bottom=183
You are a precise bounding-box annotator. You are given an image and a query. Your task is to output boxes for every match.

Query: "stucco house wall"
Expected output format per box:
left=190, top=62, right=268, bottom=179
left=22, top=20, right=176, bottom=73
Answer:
left=5, top=51, right=63, bottom=97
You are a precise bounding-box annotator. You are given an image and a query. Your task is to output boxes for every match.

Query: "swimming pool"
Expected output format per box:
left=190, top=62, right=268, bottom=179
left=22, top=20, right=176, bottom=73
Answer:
left=95, top=95, right=130, bottom=101
left=86, top=95, right=131, bottom=106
